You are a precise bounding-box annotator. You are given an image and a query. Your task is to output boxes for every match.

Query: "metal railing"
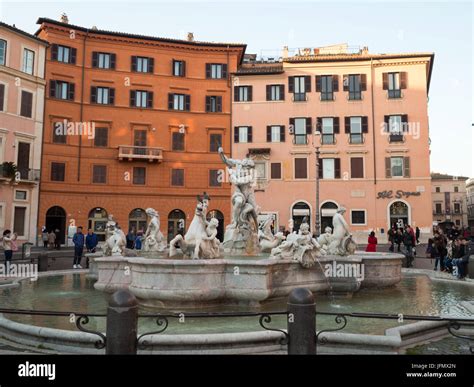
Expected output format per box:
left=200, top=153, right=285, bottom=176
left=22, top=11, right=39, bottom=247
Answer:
left=118, top=145, right=163, bottom=162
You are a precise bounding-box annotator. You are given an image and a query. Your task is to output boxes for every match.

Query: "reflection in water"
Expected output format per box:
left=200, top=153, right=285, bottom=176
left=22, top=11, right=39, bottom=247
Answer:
left=0, top=273, right=472, bottom=335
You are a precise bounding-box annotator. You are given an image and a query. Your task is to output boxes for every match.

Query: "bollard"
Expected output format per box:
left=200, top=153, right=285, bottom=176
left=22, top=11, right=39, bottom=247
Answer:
left=37, top=253, right=48, bottom=272
left=287, top=287, right=316, bottom=355
left=106, top=290, right=138, bottom=355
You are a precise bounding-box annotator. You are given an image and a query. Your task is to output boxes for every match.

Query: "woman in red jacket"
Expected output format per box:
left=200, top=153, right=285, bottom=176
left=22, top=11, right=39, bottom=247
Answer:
left=366, top=231, right=378, bottom=252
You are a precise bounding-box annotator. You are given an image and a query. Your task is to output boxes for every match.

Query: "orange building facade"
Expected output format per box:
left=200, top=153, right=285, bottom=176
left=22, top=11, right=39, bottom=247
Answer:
left=36, top=18, right=245, bottom=243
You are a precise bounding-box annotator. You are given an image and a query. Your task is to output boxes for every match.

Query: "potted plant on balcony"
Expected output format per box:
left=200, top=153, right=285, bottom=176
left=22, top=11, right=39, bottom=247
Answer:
left=0, top=161, right=18, bottom=184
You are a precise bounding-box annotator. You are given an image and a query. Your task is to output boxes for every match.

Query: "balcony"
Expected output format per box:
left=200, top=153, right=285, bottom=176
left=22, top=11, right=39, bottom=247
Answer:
left=388, top=133, right=405, bottom=143
left=118, top=145, right=164, bottom=162
left=0, top=165, right=40, bottom=184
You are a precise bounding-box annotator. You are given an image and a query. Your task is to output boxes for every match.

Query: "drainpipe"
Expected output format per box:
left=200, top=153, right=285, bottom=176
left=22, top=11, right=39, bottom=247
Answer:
left=227, top=45, right=231, bottom=158
left=77, top=30, right=89, bottom=181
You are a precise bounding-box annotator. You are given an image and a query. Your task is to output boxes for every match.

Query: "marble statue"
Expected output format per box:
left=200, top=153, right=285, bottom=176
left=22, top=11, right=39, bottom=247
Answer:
left=327, top=207, right=357, bottom=256
left=218, top=147, right=260, bottom=254
left=105, top=215, right=117, bottom=241
left=317, top=226, right=333, bottom=255
left=103, top=226, right=126, bottom=256
left=270, top=219, right=321, bottom=268
left=258, top=216, right=285, bottom=252
left=169, top=193, right=221, bottom=259
left=143, top=208, right=167, bottom=252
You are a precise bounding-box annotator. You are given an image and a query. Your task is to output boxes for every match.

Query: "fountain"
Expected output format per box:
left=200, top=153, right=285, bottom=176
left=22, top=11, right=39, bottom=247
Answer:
left=92, top=148, right=404, bottom=310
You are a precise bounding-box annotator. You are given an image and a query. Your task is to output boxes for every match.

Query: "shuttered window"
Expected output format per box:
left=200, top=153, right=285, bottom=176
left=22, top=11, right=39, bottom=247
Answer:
left=350, top=157, right=364, bottom=178
left=209, top=133, right=222, bottom=152
left=172, top=132, right=185, bottom=151
left=173, top=60, right=186, bottom=77
left=206, top=63, right=227, bottom=79
left=266, top=85, right=285, bottom=101
left=92, top=165, right=107, bottom=184
left=294, top=158, right=307, bottom=179
left=51, top=44, right=76, bottom=64
left=209, top=170, right=221, bottom=187
left=50, top=80, right=74, bottom=100
left=92, top=52, right=116, bottom=69
left=133, top=167, right=146, bottom=185
left=168, top=93, right=190, bottom=111
left=20, top=91, right=33, bottom=118
left=206, top=96, right=222, bottom=112
left=130, top=90, right=153, bottom=108
left=51, top=162, right=65, bottom=181
left=94, top=127, right=108, bottom=147
left=271, top=163, right=282, bottom=179
left=234, top=86, right=253, bottom=102
left=131, top=56, right=154, bottom=73
left=171, top=169, right=185, bottom=186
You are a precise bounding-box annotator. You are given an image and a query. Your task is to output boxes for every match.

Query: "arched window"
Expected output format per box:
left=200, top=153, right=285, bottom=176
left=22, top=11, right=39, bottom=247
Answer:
left=167, top=209, right=186, bottom=242
left=291, top=201, right=311, bottom=232
left=389, top=201, right=409, bottom=229
left=321, top=201, right=339, bottom=232
left=88, top=207, right=108, bottom=241
left=129, top=208, right=147, bottom=233
left=45, top=206, right=66, bottom=244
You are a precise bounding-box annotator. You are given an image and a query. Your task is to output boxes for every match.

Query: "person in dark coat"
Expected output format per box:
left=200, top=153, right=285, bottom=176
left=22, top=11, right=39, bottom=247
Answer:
left=415, top=226, right=420, bottom=244
left=402, top=227, right=414, bottom=267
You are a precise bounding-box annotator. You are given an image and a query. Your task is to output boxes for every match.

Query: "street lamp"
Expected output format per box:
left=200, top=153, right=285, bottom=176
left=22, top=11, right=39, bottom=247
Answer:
left=313, top=130, right=321, bottom=236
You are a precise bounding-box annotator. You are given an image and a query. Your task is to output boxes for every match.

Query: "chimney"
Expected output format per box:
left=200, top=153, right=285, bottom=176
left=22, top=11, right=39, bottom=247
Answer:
left=361, top=46, right=369, bottom=55
left=187, top=32, right=194, bottom=42
left=60, top=13, right=69, bottom=24
left=91, top=26, right=98, bottom=31
left=282, top=46, right=289, bottom=59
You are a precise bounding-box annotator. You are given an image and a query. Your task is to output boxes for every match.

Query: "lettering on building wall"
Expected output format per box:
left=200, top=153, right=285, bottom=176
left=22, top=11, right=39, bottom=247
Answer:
left=376, top=190, right=421, bottom=199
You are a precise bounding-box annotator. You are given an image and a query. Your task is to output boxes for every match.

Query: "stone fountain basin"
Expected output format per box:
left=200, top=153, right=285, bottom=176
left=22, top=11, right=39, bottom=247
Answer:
left=93, top=252, right=403, bottom=310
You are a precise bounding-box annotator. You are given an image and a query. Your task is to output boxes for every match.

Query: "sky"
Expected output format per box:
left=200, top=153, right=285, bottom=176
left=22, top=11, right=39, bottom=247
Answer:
left=1, top=0, right=472, bottom=177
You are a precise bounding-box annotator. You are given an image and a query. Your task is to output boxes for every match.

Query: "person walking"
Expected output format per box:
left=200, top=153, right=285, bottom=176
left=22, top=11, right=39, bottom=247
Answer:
left=1, top=230, right=17, bottom=273
left=47, top=230, right=56, bottom=249
left=72, top=226, right=85, bottom=269
left=365, top=231, right=378, bottom=252
left=41, top=226, right=48, bottom=248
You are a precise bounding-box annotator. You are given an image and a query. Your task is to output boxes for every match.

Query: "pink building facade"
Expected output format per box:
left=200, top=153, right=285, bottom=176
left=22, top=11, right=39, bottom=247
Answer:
left=232, top=46, right=434, bottom=243
left=0, top=23, right=47, bottom=244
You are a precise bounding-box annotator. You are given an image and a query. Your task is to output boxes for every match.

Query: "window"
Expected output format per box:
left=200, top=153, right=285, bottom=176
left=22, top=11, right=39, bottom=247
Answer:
left=234, top=126, right=252, bottom=143
left=385, top=157, right=410, bottom=178
left=20, top=91, right=33, bottom=118
left=209, top=133, right=222, bottom=152
left=171, top=169, right=184, bottom=186
left=52, top=122, right=67, bottom=144
left=173, top=60, right=185, bottom=77
left=435, top=186, right=441, bottom=193
left=172, top=132, right=185, bottom=151
left=22, top=49, right=34, bottom=75
left=168, top=93, right=190, bottom=111
left=15, top=190, right=27, bottom=200
left=50, top=80, right=74, bottom=100
left=51, top=162, right=65, bottom=181
left=92, top=165, right=107, bottom=184
left=350, top=157, right=364, bottom=178
left=0, top=40, right=6, bottom=65
left=209, top=169, right=221, bottom=187
left=133, top=167, right=146, bottom=185
left=130, top=90, right=153, bottom=108
left=94, top=127, right=108, bottom=147
left=316, top=75, right=338, bottom=101
left=319, top=158, right=341, bottom=179
left=131, top=56, right=153, bottom=73
left=13, top=207, right=26, bottom=236
left=454, top=202, right=461, bottom=213
left=390, top=157, right=404, bottom=177
left=351, top=210, right=366, bottom=225
left=455, top=219, right=461, bottom=226
left=0, top=84, right=4, bottom=111
left=321, top=117, right=336, bottom=145
left=234, top=86, right=252, bottom=102
left=266, top=85, right=284, bottom=101
left=384, top=115, right=408, bottom=142
left=343, top=74, right=366, bottom=100
left=294, top=158, right=307, bottom=179
left=266, top=125, right=285, bottom=143
left=91, top=86, right=115, bottom=105
left=289, top=76, right=310, bottom=101
left=255, top=162, right=267, bottom=180
left=51, top=44, right=76, bottom=64
left=435, top=203, right=442, bottom=214
left=92, top=52, right=116, bottom=69
left=206, top=96, right=222, bottom=112
left=290, top=117, right=311, bottom=145
left=133, top=129, right=147, bottom=155
left=206, top=63, right=227, bottom=79
left=271, top=163, right=282, bottom=179
left=344, top=116, right=368, bottom=144
left=454, top=186, right=459, bottom=193
left=384, top=72, right=406, bottom=99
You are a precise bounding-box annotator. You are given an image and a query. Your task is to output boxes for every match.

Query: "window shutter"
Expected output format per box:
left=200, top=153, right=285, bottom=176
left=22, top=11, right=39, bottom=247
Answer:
left=148, top=57, right=154, bottom=73
left=147, top=91, right=153, bottom=108
left=400, top=72, right=407, bottom=89
left=205, top=64, right=211, bottom=78
left=70, top=48, right=77, bottom=64
left=334, top=117, right=340, bottom=134
left=234, top=127, right=239, bottom=143
left=385, top=157, right=392, bottom=178
left=182, top=61, right=186, bottom=77
left=248, top=86, right=253, bottom=101
left=304, top=76, right=311, bottom=92
left=234, top=86, right=239, bottom=102
left=362, top=116, right=368, bottom=133
left=360, top=74, right=367, bottom=91
left=335, top=158, right=341, bottom=179
left=332, top=75, right=339, bottom=92
left=289, top=118, right=295, bottom=134
left=205, top=96, right=211, bottom=112
left=288, top=76, right=294, bottom=93
left=306, top=117, right=312, bottom=135
left=382, top=73, right=388, bottom=90
left=92, top=52, right=98, bottom=67
left=266, top=126, right=272, bottom=142
left=109, top=88, right=115, bottom=105
left=216, top=96, right=222, bottom=112
left=280, top=126, right=285, bottom=142
left=49, top=80, right=56, bottom=98
left=168, top=93, right=174, bottom=109
left=280, top=85, right=285, bottom=100
left=185, top=94, right=191, bottom=111
left=403, top=157, right=410, bottom=178
left=266, top=85, right=271, bottom=100
left=0, top=84, right=4, bottom=111
left=130, top=90, right=136, bottom=107
left=222, top=64, right=228, bottom=78
left=316, top=117, right=322, bottom=133
left=110, top=53, right=116, bottom=69
left=247, top=126, right=253, bottom=142
left=343, top=75, right=349, bottom=91
left=315, top=76, right=321, bottom=92
left=318, top=159, right=323, bottom=178
left=384, top=115, right=390, bottom=132
left=131, top=56, right=137, bottom=71
left=351, top=157, right=364, bottom=179
left=90, top=86, right=97, bottom=103
left=402, top=114, right=409, bottom=132
left=51, top=44, right=58, bottom=60
left=344, top=117, right=351, bottom=133
left=68, top=83, right=75, bottom=100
